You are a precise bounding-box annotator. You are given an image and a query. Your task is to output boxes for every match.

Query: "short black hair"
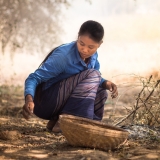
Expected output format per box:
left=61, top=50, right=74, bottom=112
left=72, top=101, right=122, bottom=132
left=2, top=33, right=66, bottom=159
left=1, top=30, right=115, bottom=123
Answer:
left=78, top=20, right=104, bottom=43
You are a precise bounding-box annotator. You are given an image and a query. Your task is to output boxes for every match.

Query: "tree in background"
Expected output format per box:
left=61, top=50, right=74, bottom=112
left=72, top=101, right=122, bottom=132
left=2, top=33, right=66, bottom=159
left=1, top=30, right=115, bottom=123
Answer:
left=0, top=0, right=69, bottom=54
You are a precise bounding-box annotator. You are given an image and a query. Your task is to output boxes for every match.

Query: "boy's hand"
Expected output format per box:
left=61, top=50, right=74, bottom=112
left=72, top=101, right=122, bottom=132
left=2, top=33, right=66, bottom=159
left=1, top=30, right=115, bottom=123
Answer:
left=22, top=94, right=34, bottom=120
left=102, top=80, right=118, bottom=98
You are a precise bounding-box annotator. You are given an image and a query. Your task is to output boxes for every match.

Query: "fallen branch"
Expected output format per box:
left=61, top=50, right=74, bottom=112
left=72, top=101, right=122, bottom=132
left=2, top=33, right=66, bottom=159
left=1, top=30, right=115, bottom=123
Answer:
left=115, top=78, right=160, bottom=126
left=144, top=80, right=160, bottom=103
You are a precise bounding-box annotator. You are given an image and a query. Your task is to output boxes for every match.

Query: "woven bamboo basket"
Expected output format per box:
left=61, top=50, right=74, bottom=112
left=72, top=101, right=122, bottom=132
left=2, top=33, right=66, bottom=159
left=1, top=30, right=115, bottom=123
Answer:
left=59, top=115, right=129, bottom=150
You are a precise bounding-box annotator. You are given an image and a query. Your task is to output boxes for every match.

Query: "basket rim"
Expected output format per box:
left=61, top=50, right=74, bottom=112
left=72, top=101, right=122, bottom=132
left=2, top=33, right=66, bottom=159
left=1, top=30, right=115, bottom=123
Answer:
left=59, top=115, right=129, bottom=133
left=60, top=123, right=129, bottom=138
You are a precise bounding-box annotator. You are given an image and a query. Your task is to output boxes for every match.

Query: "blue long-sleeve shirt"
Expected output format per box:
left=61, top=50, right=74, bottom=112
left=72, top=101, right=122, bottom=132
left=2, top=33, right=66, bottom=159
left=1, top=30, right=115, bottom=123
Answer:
left=25, top=41, right=106, bottom=98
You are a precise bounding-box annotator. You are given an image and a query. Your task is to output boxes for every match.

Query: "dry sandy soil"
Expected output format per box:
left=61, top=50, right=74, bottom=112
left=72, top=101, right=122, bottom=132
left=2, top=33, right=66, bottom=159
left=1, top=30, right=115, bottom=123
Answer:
left=0, top=86, right=159, bottom=160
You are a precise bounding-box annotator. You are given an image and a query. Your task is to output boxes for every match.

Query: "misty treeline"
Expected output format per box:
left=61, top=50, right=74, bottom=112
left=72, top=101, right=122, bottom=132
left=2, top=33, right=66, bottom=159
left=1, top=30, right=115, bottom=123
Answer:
left=0, top=0, right=90, bottom=54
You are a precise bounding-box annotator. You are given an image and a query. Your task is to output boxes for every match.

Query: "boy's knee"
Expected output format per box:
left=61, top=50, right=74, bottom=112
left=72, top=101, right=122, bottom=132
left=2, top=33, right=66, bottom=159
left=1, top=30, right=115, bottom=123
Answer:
left=80, top=69, right=101, bottom=83
left=87, top=69, right=101, bottom=77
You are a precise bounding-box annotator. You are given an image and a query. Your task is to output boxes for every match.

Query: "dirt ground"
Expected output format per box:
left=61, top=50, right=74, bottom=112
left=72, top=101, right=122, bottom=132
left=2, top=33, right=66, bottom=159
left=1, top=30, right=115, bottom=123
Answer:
left=0, top=86, right=159, bottom=160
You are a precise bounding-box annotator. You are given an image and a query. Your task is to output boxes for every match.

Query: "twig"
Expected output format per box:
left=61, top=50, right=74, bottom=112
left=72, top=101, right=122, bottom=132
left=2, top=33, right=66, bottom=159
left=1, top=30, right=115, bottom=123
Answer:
left=132, top=76, right=153, bottom=120
left=139, top=98, right=160, bottom=125
left=115, top=76, right=159, bottom=126
left=122, top=105, right=132, bottom=113
left=132, top=81, right=146, bottom=120
left=144, top=80, right=160, bottom=103
left=115, top=105, right=142, bottom=126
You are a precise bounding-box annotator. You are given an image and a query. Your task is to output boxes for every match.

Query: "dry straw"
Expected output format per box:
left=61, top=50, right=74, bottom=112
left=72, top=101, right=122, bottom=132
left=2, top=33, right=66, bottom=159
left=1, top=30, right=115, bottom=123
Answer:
left=115, top=75, right=160, bottom=127
left=59, top=115, right=129, bottom=150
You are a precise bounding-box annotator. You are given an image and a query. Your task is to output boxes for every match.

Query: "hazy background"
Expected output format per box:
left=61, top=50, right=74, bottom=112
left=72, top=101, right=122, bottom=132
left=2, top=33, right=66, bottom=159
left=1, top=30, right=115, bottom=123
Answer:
left=0, top=0, right=160, bottom=85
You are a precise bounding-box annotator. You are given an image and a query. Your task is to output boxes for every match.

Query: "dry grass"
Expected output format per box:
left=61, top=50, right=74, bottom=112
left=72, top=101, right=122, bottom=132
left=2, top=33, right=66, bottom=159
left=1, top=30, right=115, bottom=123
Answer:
left=113, top=75, right=160, bottom=127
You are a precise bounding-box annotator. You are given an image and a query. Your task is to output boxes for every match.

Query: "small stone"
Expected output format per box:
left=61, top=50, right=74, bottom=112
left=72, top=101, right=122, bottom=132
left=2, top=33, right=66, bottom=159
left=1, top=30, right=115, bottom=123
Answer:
left=0, top=130, right=21, bottom=140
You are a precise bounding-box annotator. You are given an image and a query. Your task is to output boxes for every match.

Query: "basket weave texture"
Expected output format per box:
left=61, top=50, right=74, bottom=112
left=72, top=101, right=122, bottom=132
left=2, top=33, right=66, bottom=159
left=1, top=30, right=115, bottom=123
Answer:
left=59, top=115, right=129, bottom=150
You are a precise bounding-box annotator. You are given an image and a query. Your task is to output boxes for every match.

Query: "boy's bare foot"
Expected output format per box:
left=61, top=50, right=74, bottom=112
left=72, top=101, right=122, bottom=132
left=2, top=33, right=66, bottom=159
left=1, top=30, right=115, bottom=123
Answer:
left=52, top=121, right=61, bottom=133
left=47, top=114, right=69, bottom=133
left=47, top=120, right=61, bottom=133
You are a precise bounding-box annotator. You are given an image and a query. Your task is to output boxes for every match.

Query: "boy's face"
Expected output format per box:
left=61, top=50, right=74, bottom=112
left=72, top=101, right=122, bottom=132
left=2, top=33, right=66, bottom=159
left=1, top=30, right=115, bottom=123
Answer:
left=77, top=34, right=102, bottom=60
